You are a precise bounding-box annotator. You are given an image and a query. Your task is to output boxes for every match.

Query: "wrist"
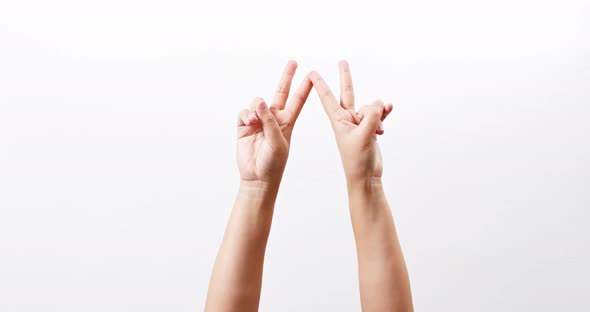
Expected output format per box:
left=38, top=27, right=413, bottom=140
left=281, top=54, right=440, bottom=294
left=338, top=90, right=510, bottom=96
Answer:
left=231, top=180, right=279, bottom=239
left=346, top=176, right=383, bottom=194
left=346, top=176, right=388, bottom=223
left=238, top=179, right=280, bottom=202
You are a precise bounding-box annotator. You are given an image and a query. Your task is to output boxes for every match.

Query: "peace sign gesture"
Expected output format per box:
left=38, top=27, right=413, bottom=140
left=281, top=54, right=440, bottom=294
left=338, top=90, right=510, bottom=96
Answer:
left=237, top=61, right=312, bottom=183
left=308, top=61, right=394, bottom=181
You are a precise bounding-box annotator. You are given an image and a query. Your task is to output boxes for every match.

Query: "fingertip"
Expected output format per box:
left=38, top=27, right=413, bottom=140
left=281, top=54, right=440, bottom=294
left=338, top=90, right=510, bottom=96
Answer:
left=286, top=60, right=298, bottom=70
left=382, top=103, right=393, bottom=121
left=297, top=74, right=312, bottom=86
left=338, top=59, right=349, bottom=69
left=373, top=99, right=385, bottom=108
left=252, top=97, right=265, bottom=105
left=385, top=103, right=394, bottom=112
left=308, top=70, right=321, bottom=82
left=252, top=98, right=268, bottom=117
left=257, top=100, right=269, bottom=112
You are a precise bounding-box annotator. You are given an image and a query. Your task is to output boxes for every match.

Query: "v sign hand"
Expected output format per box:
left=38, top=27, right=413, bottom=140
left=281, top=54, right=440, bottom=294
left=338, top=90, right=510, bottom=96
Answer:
left=308, top=60, right=394, bottom=182
left=237, top=61, right=312, bottom=184
left=207, top=61, right=413, bottom=312
left=309, top=61, right=414, bottom=312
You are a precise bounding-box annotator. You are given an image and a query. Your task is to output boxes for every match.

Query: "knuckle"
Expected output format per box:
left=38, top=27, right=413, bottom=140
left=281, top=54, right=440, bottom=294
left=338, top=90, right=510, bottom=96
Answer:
left=293, top=91, right=307, bottom=103
left=264, top=114, right=276, bottom=123
left=276, top=85, right=289, bottom=95
left=371, top=108, right=382, bottom=118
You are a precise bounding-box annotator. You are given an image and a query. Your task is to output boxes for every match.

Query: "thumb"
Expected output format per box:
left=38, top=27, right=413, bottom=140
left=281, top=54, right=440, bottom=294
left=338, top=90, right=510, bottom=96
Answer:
left=254, top=98, right=283, bottom=143
left=359, top=100, right=384, bottom=138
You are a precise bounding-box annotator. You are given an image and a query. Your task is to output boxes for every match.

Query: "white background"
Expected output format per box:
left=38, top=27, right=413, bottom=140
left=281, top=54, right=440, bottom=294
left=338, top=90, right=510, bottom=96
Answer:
left=1, top=0, right=589, bottom=311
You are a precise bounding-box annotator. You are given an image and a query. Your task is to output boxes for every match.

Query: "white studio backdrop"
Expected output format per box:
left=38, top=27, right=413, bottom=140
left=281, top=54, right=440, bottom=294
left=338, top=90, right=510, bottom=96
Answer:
left=0, top=0, right=588, bottom=311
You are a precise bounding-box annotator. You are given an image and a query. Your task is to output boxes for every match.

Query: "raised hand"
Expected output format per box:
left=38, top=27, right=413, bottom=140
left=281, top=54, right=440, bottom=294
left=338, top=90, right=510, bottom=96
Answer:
left=309, top=61, right=413, bottom=312
left=308, top=60, right=393, bottom=182
left=237, top=61, right=312, bottom=183
left=208, top=61, right=412, bottom=312
left=206, top=61, right=312, bottom=312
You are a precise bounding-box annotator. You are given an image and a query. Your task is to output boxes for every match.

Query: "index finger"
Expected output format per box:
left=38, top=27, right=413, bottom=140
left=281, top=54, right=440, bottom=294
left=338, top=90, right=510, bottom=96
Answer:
left=308, top=71, right=340, bottom=118
left=285, top=76, right=313, bottom=121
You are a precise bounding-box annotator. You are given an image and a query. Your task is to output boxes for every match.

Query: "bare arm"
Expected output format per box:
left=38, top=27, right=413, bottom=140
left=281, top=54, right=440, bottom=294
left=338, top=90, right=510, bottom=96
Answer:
left=205, top=61, right=312, bottom=312
left=348, top=178, right=412, bottom=312
left=204, top=181, right=278, bottom=312
left=309, top=60, right=413, bottom=311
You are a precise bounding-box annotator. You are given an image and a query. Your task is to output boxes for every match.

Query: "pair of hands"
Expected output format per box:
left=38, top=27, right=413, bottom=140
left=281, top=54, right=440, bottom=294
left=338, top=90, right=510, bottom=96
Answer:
left=237, top=60, right=393, bottom=185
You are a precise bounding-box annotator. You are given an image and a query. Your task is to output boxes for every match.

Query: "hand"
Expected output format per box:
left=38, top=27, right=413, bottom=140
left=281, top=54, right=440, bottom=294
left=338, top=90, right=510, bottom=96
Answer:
left=308, top=60, right=393, bottom=182
left=237, top=61, right=312, bottom=184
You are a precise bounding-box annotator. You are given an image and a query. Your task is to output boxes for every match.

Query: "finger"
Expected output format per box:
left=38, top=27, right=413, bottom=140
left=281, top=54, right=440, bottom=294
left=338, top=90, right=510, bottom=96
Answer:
left=376, top=122, right=384, bottom=135
left=246, top=99, right=264, bottom=124
left=254, top=98, right=283, bottom=143
left=355, top=105, right=385, bottom=135
left=237, top=109, right=250, bottom=126
left=357, top=102, right=393, bottom=125
left=359, top=100, right=385, bottom=138
left=285, top=76, right=313, bottom=121
left=239, top=107, right=260, bottom=126
left=308, top=71, right=340, bottom=118
left=237, top=109, right=260, bottom=138
left=271, top=60, right=297, bottom=109
left=250, top=97, right=261, bottom=111
left=376, top=103, right=394, bottom=135
left=381, top=103, right=393, bottom=121
left=339, top=60, right=355, bottom=110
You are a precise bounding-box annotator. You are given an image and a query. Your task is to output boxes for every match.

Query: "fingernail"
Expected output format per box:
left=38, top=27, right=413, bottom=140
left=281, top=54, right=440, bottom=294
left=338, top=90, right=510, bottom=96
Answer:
left=377, top=123, right=384, bottom=132
left=258, top=101, right=268, bottom=112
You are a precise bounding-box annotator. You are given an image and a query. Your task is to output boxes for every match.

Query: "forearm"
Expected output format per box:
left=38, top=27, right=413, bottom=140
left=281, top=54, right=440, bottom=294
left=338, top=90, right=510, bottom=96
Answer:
left=347, top=178, right=413, bottom=312
left=205, top=180, right=279, bottom=312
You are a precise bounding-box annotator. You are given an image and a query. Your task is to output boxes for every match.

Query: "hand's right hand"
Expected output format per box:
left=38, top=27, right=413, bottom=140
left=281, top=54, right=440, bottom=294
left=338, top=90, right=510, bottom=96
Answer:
left=308, top=61, right=393, bottom=182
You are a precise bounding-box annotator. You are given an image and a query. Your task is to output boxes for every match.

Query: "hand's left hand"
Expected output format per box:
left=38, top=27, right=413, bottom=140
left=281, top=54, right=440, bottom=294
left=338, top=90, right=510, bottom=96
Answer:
left=237, top=61, right=312, bottom=184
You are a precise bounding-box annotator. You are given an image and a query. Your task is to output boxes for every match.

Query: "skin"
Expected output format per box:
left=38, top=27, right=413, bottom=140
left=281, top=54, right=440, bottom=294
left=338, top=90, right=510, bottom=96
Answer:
left=308, top=61, right=413, bottom=312
left=205, top=61, right=312, bottom=312
left=205, top=60, right=412, bottom=312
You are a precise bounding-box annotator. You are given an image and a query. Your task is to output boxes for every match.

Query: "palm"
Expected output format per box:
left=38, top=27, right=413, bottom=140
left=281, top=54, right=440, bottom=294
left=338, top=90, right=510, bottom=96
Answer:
left=237, top=111, right=291, bottom=182
left=333, top=108, right=385, bottom=178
